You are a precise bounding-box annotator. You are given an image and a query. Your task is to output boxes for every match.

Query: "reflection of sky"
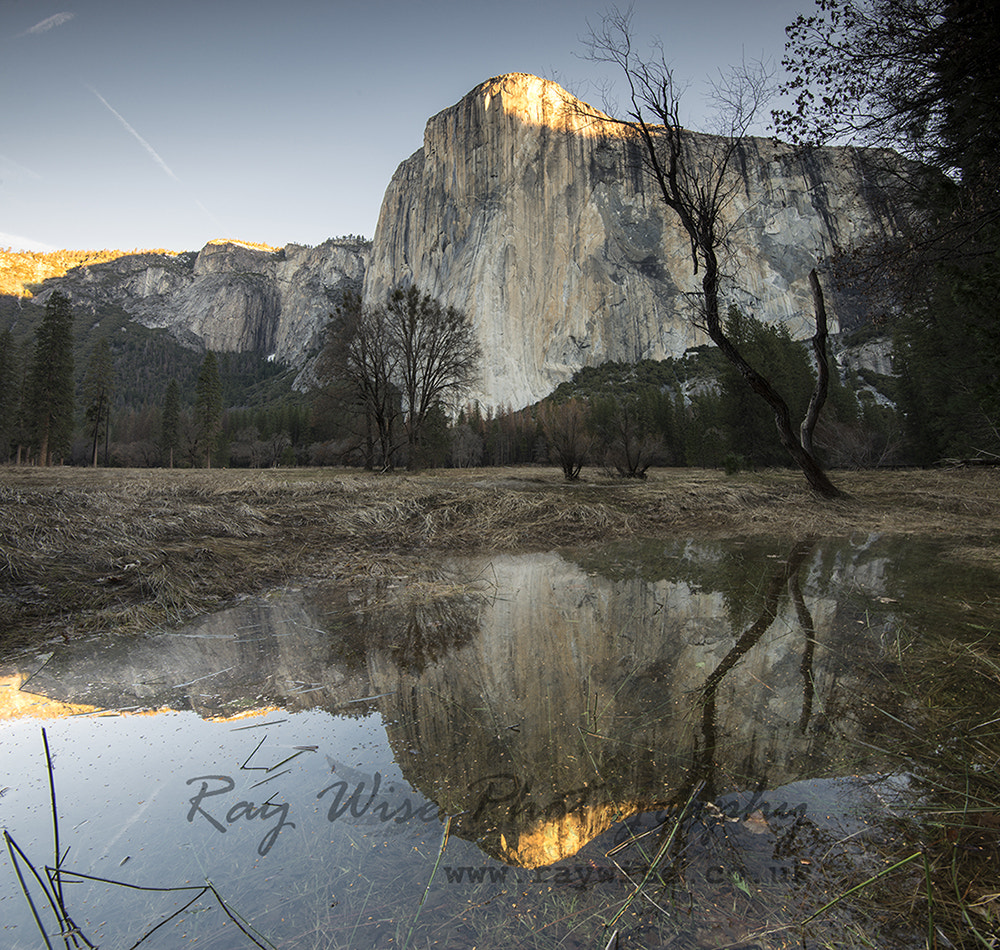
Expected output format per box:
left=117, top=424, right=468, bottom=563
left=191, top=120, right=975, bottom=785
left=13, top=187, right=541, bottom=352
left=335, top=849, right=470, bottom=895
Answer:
left=1, top=709, right=435, bottom=947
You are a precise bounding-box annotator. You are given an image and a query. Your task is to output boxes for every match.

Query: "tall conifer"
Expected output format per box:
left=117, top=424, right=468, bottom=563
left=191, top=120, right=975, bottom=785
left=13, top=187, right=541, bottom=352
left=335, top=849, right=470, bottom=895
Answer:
left=83, top=336, right=115, bottom=467
left=29, top=290, right=75, bottom=465
left=195, top=352, right=222, bottom=468
left=0, top=327, right=16, bottom=462
left=161, top=378, right=181, bottom=468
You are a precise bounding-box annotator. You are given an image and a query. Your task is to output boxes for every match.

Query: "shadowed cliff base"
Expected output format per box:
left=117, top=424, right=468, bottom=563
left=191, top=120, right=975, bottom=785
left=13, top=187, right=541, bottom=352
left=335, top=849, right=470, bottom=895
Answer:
left=1, top=465, right=997, bottom=651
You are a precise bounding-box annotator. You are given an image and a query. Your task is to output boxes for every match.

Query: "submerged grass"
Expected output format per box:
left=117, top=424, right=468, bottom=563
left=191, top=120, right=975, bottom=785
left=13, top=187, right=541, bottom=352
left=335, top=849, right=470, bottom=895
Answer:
left=2, top=465, right=998, bottom=652
left=888, top=612, right=1000, bottom=949
left=753, top=585, right=1000, bottom=950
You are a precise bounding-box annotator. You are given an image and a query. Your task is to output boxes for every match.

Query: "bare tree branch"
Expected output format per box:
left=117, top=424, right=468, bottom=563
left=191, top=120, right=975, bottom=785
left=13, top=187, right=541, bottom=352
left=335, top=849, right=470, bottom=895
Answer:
left=585, top=8, right=842, bottom=496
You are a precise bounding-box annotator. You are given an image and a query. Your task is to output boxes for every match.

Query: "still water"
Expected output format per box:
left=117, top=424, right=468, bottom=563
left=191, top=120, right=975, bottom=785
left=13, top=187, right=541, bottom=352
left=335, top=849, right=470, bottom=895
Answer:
left=1, top=536, right=995, bottom=948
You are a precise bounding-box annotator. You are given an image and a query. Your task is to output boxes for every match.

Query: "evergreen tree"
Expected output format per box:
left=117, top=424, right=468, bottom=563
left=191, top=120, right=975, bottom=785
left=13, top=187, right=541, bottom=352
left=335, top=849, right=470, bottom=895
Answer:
left=194, top=352, right=222, bottom=468
left=0, top=327, right=16, bottom=462
left=83, top=336, right=115, bottom=467
left=28, top=290, right=75, bottom=465
left=161, top=378, right=181, bottom=468
left=894, top=274, right=1000, bottom=462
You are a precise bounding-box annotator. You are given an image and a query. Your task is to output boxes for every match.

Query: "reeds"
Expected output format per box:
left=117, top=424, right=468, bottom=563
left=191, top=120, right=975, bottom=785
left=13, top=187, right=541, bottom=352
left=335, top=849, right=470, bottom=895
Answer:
left=5, top=727, right=275, bottom=949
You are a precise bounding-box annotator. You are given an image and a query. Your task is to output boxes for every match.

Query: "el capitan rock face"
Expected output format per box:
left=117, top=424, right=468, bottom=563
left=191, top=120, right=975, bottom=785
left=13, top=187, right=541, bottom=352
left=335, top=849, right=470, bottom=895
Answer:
left=366, top=73, right=899, bottom=408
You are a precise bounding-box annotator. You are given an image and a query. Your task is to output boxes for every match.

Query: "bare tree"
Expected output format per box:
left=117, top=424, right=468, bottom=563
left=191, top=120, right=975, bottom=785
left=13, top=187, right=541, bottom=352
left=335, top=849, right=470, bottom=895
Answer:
left=539, top=399, right=594, bottom=480
left=321, top=291, right=403, bottom=470
left=585, top=9, right=842, bottom=497
left=321, top=287, right=481, bottom=471
left=387, top=286, right=482, bottom=469
left=590, top=392, right=664, bottom=478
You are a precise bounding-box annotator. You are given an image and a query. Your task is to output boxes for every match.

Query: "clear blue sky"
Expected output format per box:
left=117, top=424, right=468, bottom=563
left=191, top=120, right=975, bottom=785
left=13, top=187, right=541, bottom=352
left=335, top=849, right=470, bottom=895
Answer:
left=1, top=0, right=808, bottom=252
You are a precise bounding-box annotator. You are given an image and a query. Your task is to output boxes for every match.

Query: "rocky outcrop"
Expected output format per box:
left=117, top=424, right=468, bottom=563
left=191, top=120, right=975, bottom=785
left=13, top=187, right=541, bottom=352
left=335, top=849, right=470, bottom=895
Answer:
left=367, top=73, right=900, bottom=407
left=31, top=238, right=370, bottom=364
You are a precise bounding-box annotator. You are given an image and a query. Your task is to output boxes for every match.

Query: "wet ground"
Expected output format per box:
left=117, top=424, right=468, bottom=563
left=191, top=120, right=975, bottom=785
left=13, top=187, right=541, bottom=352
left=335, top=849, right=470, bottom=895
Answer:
left=2, top=535, right=998, bottom=949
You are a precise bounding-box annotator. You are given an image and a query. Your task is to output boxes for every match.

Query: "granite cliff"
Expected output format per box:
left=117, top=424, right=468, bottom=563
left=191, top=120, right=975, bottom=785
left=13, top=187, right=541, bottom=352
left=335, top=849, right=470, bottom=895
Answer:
left=366, top=73, right=899, bottom=407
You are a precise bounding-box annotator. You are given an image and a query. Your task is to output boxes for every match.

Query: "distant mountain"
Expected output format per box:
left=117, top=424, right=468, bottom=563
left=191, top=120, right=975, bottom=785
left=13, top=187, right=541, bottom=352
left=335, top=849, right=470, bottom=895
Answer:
left=7, top=238, right=369, bottom=366
left=0, top=247, right=180, bottom=297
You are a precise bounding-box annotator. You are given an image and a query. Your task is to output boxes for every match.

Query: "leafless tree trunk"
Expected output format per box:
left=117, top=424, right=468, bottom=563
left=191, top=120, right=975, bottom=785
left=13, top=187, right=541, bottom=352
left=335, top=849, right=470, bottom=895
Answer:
left=801, top=269, right=831, bottom=458
left=539, top=399, right=593, bottom=480
left=321, top=288, right=480, bottom=472
left=585, top=10, right=842, bottom=497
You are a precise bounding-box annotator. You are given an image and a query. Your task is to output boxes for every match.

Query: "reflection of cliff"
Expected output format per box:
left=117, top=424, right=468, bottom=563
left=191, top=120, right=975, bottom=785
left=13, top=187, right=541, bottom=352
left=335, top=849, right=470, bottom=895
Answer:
left=8, top=538, right=902, bottom=868
left=18, top=590, right=375, bottom=719
left=372, top=540, right=897, bottom=866
left=11, top=573, right=483, bottom=720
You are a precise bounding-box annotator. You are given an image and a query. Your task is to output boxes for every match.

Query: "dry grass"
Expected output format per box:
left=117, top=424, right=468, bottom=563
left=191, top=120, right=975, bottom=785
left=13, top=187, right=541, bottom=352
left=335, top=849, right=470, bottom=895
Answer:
left=2, top=464, right=998, bottom=652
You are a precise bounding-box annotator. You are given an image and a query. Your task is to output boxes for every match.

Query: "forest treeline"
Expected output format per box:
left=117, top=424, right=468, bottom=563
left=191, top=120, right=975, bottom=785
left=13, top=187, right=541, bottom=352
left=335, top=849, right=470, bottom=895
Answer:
left=0, top=294, right=914, bottom=474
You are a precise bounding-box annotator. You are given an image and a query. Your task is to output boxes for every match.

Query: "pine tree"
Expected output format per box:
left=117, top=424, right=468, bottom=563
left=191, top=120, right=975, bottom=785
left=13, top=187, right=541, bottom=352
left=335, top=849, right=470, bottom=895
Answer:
left=0, top=327, right=16, bottom=462
left=194, top=352, right=222, bottom=468
left=83, top=336, right=115, bottom=467
left=161, top=378, right=181, bottom=468
left=28, top=290, right=75, bottom=465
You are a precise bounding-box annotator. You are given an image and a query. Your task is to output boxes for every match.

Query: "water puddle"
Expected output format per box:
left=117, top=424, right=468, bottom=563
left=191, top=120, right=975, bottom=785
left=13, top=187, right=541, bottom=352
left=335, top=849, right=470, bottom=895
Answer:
left=1, top=535, right=997, bottom=948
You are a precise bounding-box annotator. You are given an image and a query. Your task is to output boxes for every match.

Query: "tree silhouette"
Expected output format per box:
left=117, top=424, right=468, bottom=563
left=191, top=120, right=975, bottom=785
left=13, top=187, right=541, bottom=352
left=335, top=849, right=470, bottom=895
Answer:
left=585, top=10, right=841, bottom=496
left=28, top=291, right=75, bottom=466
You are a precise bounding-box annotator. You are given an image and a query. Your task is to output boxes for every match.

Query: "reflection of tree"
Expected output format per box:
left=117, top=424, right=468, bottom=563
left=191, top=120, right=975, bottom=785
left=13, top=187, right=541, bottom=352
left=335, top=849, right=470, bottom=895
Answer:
left=372, top=539, right=896, bottom=868
left=569, top=537, right=820, bottom=632
left=790, top=565, right=817, bottom=735
left=693, top=538, right=817, bottom=800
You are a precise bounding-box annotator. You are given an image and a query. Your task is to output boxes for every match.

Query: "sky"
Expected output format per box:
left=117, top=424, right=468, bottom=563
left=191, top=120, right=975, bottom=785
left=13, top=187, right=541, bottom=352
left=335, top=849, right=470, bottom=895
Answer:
left=1, top=0, right=809, bottom=253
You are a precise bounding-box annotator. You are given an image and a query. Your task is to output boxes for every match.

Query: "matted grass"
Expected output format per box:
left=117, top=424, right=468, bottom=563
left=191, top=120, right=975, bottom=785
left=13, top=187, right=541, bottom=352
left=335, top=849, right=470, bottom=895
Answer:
left=1, top=465, right=998, bottom=651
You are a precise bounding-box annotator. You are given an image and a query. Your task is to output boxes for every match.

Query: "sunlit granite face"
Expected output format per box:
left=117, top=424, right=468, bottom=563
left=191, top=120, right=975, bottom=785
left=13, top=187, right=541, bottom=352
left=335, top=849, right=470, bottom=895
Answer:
left=368, top=72, right=903, bottom=408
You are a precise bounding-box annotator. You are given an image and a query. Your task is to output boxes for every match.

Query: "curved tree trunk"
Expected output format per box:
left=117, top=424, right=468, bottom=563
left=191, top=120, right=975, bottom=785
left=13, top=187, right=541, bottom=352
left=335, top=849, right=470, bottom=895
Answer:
left=702, top=259, right=842, bottom=498
left=800, top=269, right=831, bottom=458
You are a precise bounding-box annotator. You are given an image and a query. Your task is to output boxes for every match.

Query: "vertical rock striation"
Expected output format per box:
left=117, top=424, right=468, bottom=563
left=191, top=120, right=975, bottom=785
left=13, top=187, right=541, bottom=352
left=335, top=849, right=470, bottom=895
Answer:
left=367, top=73, right=899, bottom=408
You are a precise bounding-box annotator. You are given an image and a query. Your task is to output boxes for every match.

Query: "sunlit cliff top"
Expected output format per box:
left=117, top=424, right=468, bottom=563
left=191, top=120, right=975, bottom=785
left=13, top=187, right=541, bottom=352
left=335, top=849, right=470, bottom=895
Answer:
left=0, top=247, right=181, bottom=297
left=454, top=72, right=621, bottom=137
